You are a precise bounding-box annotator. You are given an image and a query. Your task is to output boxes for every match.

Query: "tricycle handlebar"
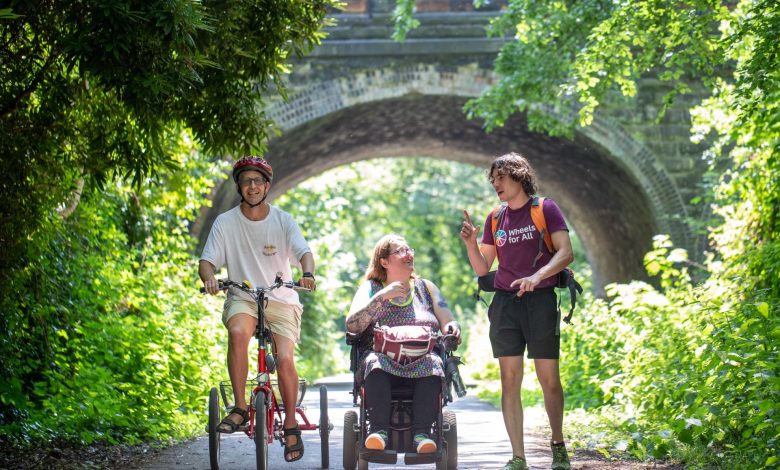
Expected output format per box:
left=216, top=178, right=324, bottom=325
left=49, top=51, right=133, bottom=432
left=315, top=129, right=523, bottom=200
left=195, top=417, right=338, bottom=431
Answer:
left=199, top=273, right=309, bottom=294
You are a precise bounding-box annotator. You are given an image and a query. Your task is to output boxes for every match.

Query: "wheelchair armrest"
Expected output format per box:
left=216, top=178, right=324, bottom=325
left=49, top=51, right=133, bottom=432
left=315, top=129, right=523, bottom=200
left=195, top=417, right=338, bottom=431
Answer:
left=346, top=328, right=374, bottom=347
left=346, top=331, right=361, bottom=346
left=346, top=329, right=374, bottom=406
left=347, top=329, right=374, bottom=374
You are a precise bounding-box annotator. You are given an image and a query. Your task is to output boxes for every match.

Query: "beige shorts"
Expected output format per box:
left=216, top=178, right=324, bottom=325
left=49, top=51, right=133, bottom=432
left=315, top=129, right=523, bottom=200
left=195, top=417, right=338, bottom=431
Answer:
left=223, top=298, right=302, bottom=344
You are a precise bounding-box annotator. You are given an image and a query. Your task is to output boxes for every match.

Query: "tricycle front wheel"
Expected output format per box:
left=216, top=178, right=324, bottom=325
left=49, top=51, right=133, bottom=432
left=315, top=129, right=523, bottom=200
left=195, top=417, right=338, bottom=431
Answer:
left=208, top=387, right=221, bottom=470
left=255, top=391, right=268, bottom=470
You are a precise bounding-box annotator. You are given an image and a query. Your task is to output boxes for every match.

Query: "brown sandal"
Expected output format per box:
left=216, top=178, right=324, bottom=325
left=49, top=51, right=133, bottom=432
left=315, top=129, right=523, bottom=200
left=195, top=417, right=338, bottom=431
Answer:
left=217, top=407, right=248, bottom=433
left=283, top=426, right=304, bottom=462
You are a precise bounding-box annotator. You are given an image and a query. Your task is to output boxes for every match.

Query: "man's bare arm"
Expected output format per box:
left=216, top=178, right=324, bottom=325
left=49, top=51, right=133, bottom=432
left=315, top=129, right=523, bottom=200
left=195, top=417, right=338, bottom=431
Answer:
left=199, top=260, right=220, bottom=295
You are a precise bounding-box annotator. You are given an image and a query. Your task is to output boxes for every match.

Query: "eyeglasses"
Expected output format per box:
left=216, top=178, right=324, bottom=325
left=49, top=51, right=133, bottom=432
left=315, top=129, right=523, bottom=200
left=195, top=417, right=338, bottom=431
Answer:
left=389, top=247, right=415, bottom=257
left=239, top=177, right=267, bottom=188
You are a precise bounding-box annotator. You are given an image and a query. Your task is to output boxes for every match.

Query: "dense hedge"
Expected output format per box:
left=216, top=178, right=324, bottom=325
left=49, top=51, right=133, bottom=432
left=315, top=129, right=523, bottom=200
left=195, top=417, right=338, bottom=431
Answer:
left=0, top=150, right=225, bottom=444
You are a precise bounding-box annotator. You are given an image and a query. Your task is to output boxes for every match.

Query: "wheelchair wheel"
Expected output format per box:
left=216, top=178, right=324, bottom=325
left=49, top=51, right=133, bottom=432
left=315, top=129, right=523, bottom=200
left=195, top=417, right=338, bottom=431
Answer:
left=320, top=385, right=330, bottom=468
left=208, top=387, right=221, bottom=470
left=444, top=409, right=458, bottom=470
left=254, top=391, right=268, bottom=470
left=342, top=410, right=358, bottom=470
left=436, top=448, right=448, bottom=470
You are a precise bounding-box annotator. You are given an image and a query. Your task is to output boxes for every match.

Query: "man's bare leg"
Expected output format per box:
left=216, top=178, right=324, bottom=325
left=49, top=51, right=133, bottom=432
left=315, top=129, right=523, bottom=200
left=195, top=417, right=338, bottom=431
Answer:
left=274, top=334, right=301, bottom=460
left=224, top=313, right=256, bottom=427
left=535, top=358, right=564, bottom=443
left=499, top=355, right=526, bottom=459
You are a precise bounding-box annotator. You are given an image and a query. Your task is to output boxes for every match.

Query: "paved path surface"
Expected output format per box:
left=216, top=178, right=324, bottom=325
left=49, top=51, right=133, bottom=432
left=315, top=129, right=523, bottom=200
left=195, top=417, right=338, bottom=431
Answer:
left=127, top=380, right=555, bottom=470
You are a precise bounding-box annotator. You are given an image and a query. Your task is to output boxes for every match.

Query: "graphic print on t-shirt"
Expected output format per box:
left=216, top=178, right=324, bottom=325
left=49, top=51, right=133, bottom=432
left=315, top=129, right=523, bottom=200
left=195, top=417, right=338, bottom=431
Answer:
left=495, top=229, right=507, bottom=247
left=505, top=224, right=537, bottom=245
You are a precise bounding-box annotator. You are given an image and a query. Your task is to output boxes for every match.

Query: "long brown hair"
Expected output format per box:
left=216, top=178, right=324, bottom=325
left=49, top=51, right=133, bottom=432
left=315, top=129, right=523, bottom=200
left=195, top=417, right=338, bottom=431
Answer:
left=364, top=234, right=417, bottom=283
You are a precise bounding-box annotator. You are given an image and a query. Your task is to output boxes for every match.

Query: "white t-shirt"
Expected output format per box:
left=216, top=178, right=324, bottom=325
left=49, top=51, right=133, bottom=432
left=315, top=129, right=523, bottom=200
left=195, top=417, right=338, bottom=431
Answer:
left=200, top=205, right=311, bottom=308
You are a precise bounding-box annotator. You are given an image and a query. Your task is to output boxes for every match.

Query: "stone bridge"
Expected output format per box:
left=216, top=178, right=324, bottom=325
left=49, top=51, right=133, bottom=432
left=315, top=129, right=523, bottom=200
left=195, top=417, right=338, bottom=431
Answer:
left=195, top=1, right=710, bottom=293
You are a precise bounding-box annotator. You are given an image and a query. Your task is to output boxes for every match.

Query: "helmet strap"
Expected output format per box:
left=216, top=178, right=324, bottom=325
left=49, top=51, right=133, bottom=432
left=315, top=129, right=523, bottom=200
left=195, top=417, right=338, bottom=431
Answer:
left=236, top=185, right=268, bottom=208
left=243, top=195, right=267, bottom=208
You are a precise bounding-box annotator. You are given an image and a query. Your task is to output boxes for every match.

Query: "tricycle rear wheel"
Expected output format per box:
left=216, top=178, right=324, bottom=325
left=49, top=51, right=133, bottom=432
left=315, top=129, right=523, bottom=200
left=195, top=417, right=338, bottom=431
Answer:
left=319, top=385, right=330, bottom=468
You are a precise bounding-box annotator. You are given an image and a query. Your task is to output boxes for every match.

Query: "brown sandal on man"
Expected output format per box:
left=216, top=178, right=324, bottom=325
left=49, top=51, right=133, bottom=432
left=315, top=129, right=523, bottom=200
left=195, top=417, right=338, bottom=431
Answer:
left=283, top=426, right=304, bottom=462
left=217, top=407, right=248, bottom=433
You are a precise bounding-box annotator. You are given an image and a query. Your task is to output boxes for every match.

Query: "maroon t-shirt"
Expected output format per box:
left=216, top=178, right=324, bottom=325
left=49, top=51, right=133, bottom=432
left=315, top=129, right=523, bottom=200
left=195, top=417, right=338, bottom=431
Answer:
left=481, top=198, right=569, bottom=291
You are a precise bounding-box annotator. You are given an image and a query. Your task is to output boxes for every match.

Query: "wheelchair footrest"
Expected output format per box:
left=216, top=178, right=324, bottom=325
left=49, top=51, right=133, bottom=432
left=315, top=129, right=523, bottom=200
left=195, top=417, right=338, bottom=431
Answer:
left=359, top=449, right=398, bottom=464
left=404, top=451, right=442, bottom=465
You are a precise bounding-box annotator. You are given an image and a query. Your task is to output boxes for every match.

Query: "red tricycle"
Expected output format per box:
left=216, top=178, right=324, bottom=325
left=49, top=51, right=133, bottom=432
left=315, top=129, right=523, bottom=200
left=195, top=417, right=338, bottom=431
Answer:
left=202, top=275, right=331, bottom=469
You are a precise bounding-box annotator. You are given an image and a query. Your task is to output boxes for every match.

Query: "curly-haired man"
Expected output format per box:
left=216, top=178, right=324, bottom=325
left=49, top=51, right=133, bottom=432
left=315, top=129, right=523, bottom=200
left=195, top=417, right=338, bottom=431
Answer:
left=460, top=152, right=573, bottom=470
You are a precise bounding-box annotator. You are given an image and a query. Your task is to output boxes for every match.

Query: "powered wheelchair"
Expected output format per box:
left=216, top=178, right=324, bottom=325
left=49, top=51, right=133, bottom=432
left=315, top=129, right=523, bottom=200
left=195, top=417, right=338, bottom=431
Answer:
left=342, top=330, right=466, bottom=470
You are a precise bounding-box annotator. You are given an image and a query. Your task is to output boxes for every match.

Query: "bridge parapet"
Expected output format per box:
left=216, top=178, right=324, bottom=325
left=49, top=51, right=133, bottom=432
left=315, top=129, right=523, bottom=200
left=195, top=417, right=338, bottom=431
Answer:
left=335, top=0, right=506, bottom=16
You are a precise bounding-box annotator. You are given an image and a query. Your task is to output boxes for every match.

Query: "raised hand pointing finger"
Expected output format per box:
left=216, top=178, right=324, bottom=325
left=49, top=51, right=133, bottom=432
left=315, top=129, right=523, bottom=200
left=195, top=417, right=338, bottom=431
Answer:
left=460, top=209, right=479, bottom=243
left=463, top=209, right=473, bottom=227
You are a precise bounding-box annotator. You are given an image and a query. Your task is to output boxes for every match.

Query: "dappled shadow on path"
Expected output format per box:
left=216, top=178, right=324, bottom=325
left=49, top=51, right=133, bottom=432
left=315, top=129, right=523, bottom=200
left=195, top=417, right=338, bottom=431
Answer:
left=54, top=381, right=684, bottom=470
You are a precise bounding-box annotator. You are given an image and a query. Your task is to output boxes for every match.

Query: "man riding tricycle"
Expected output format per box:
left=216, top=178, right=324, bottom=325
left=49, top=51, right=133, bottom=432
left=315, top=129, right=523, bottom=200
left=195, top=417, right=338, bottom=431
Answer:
left=199, top=156, right=330, bottom=469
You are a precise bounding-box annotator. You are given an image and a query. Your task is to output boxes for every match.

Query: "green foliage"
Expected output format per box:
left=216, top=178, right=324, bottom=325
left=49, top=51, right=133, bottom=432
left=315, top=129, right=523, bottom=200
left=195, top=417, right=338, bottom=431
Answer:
left=0, top=139, right=225, bottom=444
left=1, top=0, right=336, bottom=447
left=579, top=237, right=777, bottom=467
left=394, top=0, right=730, bottom=134
left=558, top=232, right=778, bottom=467
left=468, top=0, right=616, bottom=134
left=0, top=0, right=336, bottom=277
left=392, top=0, right=419, bottom=42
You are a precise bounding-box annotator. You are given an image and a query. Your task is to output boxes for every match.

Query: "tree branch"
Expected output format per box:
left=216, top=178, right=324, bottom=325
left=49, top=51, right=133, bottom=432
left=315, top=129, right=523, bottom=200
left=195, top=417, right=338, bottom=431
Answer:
left=1, top=46, right=60, bottom=118
left=57, top=177, right=84, bottom=219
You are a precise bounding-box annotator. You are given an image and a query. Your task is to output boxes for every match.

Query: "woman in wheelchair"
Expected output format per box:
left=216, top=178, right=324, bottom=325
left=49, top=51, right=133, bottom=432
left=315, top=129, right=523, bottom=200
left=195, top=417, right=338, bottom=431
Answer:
left=346, top=234, right=461, bottom=455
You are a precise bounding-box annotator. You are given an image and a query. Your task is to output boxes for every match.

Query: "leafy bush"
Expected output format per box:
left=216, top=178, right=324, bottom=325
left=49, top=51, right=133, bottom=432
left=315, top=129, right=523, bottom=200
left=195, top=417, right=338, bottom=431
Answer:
left=0, top=144, right=225, bottom=444
left=560, top=236, right=779, bottom=467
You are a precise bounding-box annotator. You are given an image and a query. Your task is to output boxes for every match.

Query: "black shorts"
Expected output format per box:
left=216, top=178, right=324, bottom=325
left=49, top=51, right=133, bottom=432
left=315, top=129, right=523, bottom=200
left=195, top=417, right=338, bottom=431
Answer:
left=488, top=288, right=560, bottom=359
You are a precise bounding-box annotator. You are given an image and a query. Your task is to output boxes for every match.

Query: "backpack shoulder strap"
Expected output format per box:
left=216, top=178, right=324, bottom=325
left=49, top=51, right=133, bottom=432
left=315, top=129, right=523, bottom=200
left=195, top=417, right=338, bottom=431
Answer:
left=530, top=196, right=554, bottom=254
left=555, top=268, right=584, bottom=325
left=490, top=204, right=505, bottom=235
left=490, top=204, right=506, bottom=263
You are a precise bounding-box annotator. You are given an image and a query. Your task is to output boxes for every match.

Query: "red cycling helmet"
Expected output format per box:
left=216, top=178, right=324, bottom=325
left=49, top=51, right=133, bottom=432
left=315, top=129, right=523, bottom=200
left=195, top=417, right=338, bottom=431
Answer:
left=233, top=156, right=273, bottom=183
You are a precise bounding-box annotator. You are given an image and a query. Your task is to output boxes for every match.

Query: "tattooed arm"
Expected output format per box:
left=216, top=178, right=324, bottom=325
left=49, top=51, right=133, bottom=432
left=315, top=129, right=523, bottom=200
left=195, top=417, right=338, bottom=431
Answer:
left=425, top=279, right=461, bottom=342
left=346, top=281, right=387, bottom=334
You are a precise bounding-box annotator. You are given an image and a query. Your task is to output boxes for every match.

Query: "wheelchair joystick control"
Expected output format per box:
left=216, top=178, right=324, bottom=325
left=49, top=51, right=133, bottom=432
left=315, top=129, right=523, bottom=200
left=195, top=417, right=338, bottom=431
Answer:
left=446, top=357, right=467, bottom=398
